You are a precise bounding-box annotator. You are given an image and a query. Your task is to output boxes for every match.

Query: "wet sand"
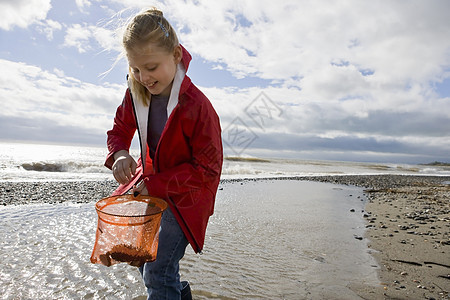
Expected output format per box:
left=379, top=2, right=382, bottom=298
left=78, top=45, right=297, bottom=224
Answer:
left=1, top=175, right=449, bottom=299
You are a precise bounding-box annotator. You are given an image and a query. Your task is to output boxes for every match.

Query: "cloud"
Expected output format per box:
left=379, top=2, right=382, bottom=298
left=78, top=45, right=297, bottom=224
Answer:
left=202, top=83, right=450, bottom=163
left=0, top=59, right=125, bottom=144
left=250, top=132, right=449, bottom=158
left=63, top=23, right=121, bottom=53
left=0, top=0, right=52, bottom=30
left=75, top=0, right=92, bottom=13
left=63, top=24, right=94, bottom=53
left=110, top=1, right=450, bottom=98
left=35, top=19, right=62, bottom=41
left=159, top=0, right=450, bottom=89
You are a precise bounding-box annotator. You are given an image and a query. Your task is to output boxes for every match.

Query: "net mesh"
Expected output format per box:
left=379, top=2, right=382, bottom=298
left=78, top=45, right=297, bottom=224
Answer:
left=90, top=194, right=167, bottom=266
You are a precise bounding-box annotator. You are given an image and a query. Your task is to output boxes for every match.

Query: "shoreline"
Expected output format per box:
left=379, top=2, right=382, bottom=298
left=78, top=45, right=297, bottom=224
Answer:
left=1, top=174, right=448, bottom=206
left=1, top=174, right=449, bottom=299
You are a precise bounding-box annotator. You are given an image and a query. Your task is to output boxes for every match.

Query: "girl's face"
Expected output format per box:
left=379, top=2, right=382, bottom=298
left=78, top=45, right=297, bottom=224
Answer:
left=127, top=44, right=182, bottom=97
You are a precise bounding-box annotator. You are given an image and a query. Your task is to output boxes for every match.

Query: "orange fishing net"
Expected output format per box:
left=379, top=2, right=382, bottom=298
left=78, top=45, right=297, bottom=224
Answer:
left=90, top=194, right=167, bottom=266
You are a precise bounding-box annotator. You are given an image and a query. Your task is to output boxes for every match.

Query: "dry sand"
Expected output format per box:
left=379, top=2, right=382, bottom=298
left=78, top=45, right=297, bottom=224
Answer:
left=356, top=176, right=449, bottom=300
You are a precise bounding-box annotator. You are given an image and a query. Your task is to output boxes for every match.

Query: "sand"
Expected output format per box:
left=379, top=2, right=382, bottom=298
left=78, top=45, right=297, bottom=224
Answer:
left=350, top=176, right=449, bottom=300
left=0, top=175, right=449, bottom=299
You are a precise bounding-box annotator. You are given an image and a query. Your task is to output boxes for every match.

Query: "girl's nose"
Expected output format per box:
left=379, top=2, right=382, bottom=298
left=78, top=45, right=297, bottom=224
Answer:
left=139, top=70, right=152, bottom=83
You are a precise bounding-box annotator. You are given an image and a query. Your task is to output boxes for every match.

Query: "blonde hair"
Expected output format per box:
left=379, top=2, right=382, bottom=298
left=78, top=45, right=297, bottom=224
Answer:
left=123, top=8, right=179, bottom=105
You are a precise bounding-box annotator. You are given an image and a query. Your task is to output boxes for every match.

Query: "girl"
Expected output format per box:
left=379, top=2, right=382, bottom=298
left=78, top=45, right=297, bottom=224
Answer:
left=104, top=8, right=223, bottom=299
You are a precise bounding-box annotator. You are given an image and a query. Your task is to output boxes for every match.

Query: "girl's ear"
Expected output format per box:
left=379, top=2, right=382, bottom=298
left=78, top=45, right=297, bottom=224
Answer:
left=173, top=45, right=182, bottom=64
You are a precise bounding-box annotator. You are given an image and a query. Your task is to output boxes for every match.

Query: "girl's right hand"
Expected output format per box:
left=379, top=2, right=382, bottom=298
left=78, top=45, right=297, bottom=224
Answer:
left=112, top=150, right=137, bottom=185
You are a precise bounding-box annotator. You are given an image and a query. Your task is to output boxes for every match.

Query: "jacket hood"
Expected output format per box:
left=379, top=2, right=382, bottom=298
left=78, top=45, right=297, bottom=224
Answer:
left=180, top=44, right=192, bottom=73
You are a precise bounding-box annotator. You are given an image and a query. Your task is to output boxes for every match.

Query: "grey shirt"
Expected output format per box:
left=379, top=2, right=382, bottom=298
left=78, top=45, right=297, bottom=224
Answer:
left=147, top=94, right=169, bottom=160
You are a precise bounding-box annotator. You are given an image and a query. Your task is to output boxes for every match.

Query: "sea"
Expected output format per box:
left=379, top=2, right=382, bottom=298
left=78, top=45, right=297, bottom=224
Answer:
left=0, top=141, right=449, bottom=182
left=1, top=141, right=449, bottom=299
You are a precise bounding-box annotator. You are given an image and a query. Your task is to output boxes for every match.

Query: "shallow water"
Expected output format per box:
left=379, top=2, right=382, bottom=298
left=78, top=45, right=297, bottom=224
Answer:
left=0, top=180, right=378, bottom=299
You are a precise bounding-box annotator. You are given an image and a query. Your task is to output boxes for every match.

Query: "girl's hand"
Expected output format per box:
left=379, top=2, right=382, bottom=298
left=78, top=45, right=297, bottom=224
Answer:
left=112, top=150, right=137, bottom=185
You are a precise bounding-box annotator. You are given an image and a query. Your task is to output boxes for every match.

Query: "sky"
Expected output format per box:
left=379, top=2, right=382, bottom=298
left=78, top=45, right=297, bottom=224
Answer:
left=0, top=0, right=449, bottom=164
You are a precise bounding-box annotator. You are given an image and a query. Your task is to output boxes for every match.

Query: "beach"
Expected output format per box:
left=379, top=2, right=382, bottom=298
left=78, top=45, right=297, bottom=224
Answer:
left=0, top=175, right=449, bottom=299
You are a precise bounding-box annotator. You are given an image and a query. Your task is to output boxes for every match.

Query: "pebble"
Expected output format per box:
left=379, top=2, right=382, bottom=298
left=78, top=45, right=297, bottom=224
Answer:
left=0, top=181, right=117, bottom=205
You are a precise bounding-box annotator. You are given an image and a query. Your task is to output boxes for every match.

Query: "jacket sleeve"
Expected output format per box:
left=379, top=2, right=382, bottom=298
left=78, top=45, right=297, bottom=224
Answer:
left=143, top=98, right=223, bottom=200
left=105, top=89, right=137, bottom=169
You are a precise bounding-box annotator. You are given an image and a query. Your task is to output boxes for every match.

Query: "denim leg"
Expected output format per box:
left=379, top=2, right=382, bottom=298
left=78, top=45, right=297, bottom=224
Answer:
left=139, top=208, right=189, bottom=300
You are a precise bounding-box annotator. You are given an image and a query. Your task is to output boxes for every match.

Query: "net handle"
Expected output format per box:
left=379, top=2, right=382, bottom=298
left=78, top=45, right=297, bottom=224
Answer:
left=95, top=195, right=167, bottom=218
left=97, top=214, right=160, bottom=226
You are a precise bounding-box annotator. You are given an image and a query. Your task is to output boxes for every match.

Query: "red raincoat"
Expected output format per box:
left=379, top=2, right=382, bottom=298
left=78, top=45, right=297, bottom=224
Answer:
left=105, top=46, right=223, bottom=253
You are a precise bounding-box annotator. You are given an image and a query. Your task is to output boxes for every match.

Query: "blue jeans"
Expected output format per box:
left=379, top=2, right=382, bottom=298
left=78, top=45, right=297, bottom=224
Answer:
left=139, top=208, right=189, bottom=300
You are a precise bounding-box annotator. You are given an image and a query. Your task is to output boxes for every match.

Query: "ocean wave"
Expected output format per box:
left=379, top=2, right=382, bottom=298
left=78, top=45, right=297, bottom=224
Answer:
left=20, top=162, right=108, bottom=174
left=22, top=162, right=66, bottom=172
left=224, top=156, right=271, bottom=163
